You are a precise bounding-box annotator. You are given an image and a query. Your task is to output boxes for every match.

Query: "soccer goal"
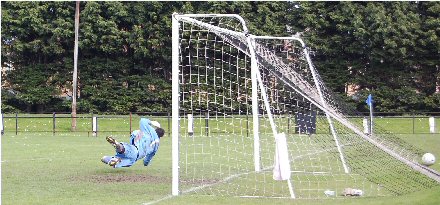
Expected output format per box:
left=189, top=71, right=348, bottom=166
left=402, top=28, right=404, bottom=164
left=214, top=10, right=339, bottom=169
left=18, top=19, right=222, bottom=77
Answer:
left=171, top=13, right=440, bottom=199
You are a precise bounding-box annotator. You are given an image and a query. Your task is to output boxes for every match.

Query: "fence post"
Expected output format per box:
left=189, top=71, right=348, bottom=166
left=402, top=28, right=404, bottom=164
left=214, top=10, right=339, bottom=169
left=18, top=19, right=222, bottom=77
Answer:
left=363, top=117, right=369, bottom=134
left=167, top=112, right=171, bottom=135
left=53, top=112, right=56, bottom=136
left=0, top=113, right=4, bottom=135
left=412, top=112, right=415, bottom=134
left=15, top=113, right=18, bottom=135
left=205, top=113, right=209, bottom=136
left=429, top=117, right=435, bottom=134
left=92, top=114, right=98, bottom=137
left=246, top=112, right=249, bottom=138
left=130, top=112, right=132, bottom=134
left=188, top=114, right=194, bottom=137
left=287, top=114, right=291, bottom=134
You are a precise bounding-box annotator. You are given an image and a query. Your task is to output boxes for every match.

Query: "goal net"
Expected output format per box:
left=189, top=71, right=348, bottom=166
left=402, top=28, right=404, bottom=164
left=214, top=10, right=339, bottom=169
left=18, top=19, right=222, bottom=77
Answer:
left=171, top=13, right=440, bottom=199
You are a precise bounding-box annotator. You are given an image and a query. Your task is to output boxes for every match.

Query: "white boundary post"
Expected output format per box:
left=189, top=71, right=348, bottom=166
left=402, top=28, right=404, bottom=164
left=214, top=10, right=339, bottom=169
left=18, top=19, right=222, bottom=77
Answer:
left=0, top=113, right=3, bottom=135
left=171, top=13, right=180, bottom=196
left=429, top=117, right=435, bottom=133
left=187, top=114, right=194, bottom=136
left=92, top=116, right=98, bottom=136
left=363, top=118, right=369, bottom=134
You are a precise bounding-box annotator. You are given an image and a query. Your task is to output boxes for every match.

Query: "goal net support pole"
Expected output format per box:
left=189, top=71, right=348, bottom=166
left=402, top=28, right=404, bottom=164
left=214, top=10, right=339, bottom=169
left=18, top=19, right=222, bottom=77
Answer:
left=248, top=36, right=261, bottom=173
left=303, top=43, right=350, bottom=174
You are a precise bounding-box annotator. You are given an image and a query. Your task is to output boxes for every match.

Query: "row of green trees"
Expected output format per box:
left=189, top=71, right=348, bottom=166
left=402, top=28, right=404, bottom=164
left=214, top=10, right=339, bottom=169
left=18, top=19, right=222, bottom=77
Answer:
left=1, top=1, right=439, bottom=113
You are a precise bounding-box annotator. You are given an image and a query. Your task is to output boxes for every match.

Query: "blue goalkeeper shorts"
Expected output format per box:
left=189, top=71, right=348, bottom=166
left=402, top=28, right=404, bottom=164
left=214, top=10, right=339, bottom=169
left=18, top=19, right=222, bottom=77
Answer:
left=114, top=142, right=139, bottom=168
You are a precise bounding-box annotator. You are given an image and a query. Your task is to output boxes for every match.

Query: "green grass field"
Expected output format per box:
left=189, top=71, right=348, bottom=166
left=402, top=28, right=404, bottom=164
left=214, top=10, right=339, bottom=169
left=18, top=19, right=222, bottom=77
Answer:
left=2, top=116, right=440, bottom=205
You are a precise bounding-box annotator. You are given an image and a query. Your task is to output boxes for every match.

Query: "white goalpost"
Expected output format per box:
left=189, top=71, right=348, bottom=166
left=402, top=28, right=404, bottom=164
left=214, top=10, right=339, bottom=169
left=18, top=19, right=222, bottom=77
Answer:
left=171, top=13, right=440, bottom=199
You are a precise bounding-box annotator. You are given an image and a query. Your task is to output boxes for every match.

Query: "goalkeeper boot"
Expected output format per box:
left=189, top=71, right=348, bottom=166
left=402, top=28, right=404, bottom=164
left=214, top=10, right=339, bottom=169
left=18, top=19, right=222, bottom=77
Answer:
left=108, top=157, right=121, bottom=168
left=106, top=136, right=119, bottom=148
left=106, top=136, right=125, bottom=153
left=101, top=156, right=121, bottom=168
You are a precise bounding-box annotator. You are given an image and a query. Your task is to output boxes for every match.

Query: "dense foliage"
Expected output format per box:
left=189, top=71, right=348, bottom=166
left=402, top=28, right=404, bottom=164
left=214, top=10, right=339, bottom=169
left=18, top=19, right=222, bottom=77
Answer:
left=2, top=2, right=439, bottom=114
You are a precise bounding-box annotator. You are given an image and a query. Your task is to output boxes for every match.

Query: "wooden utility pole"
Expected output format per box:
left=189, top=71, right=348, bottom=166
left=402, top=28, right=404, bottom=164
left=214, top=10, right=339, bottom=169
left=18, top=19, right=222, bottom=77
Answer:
left=0, top=54, right=2, bottom=118
left=1, top=1, right=3, bottom=135
left=72, top=1, right=80, bottom=131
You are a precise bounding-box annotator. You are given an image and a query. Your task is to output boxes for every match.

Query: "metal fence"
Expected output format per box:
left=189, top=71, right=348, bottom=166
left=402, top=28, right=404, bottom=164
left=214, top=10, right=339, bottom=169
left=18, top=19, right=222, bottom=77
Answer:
left=1, top=112, right=171, bottom=136
left=0, top=112, right=439, bottom=135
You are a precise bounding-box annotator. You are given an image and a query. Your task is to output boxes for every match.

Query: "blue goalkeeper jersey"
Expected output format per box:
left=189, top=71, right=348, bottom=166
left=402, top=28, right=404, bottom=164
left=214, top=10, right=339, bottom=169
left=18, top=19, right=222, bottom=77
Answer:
left=130, top=118, right=160, bottom=166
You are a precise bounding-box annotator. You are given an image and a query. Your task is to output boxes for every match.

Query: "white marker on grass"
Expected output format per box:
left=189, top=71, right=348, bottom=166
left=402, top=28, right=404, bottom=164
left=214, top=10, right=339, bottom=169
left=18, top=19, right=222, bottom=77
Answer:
left=92, top=116, right=98, bottom=137
left=0, top=113, right=4, bottom=135
left=429, top=117, right=435, bottom=134
left=188, top=114, right=194, bottom=137
left=363, top=118, right=369, bottom=134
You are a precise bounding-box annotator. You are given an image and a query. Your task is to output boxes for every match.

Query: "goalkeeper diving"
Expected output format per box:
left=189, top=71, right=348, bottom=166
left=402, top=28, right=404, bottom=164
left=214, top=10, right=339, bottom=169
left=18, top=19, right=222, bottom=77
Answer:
left=101, top=118, right=165, bottom=168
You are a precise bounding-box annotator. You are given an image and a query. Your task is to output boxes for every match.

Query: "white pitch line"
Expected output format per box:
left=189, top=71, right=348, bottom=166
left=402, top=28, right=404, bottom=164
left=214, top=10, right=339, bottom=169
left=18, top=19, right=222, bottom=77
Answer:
left=1, top=155, right=100, bottom=163
left=142, top=195, right=174, bottom=205
left=1, top=157, right=54, bottom=163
